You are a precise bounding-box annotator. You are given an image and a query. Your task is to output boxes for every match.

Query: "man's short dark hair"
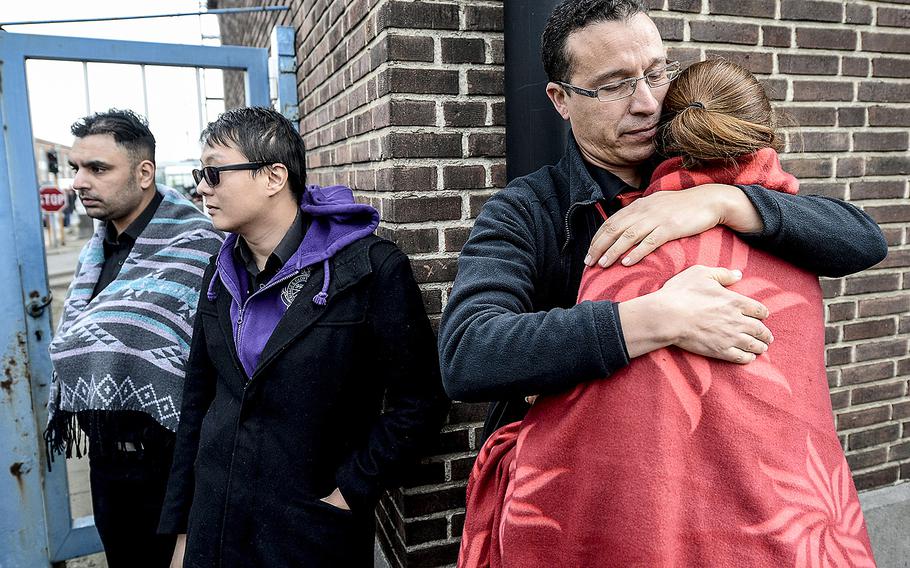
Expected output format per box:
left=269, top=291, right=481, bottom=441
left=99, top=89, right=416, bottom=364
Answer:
left=200, top=107, right=307, bottom=202
left=541, top=0, right=648, bottom=83
left=71, top=108, right=156, bottom=165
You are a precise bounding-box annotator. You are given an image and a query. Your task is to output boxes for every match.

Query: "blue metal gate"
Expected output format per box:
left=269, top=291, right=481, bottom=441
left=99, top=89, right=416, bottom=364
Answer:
left=0, top=31, right=268, bottom=566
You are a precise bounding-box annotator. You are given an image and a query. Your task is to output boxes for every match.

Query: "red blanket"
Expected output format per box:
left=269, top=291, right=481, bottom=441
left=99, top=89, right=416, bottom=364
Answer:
left=459, top=148, right=875, bottom=567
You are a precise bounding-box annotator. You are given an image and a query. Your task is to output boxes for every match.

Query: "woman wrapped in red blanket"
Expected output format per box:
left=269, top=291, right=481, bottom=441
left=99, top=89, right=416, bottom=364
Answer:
left=459, top=59, right=876, bottom=568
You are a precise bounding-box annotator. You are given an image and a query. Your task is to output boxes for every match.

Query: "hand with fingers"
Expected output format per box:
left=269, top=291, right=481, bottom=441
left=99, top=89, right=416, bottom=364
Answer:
left=654, top=265, right=772, bottom=364
left=585, top=184, right=762, bottom=269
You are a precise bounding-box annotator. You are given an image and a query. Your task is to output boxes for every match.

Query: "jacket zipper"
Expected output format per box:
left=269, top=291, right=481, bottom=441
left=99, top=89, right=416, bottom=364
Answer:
left=562, top=198, right=599, bottom=254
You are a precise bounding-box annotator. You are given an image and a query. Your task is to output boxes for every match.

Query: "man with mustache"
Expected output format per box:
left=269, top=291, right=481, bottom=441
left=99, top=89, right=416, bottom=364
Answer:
left=439, top=0, right=886, bottom=437
left=46, top=109, right=223, bottom=567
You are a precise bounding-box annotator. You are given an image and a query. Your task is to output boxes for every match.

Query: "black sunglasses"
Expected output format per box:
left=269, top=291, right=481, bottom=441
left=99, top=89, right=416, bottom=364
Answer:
left=192, top=161, right=273, bottom=188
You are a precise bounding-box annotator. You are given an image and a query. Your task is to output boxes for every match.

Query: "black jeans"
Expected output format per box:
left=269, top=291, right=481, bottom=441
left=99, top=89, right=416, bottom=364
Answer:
left=88, top=442, right=176, bottom=567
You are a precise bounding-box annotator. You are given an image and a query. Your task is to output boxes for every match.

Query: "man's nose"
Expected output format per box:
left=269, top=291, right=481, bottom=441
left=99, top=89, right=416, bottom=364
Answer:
left=72, top=169, right=88, bottom=190
left=629, top=79, right=661, bottom=115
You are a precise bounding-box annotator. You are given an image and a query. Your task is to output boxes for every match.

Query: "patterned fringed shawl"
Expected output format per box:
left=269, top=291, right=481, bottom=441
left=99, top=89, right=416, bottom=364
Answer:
left=46, top=186, right=223, bottom=456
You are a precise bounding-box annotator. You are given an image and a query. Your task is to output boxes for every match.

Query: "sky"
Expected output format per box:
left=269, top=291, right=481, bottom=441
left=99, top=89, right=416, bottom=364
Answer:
left=3, top=1, right=228, bottom=163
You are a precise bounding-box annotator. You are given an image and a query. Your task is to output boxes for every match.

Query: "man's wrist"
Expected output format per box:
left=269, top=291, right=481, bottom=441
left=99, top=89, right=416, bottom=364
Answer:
left=712, top=184, right=763, bottom=234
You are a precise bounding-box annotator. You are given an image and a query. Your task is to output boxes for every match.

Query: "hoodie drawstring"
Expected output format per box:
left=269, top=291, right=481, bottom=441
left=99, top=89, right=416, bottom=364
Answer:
left=313, top=258, right=330, bottom=306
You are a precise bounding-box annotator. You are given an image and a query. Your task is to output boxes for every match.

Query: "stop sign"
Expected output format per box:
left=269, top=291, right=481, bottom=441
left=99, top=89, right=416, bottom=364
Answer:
left=39, top=186, right=66, bottom=213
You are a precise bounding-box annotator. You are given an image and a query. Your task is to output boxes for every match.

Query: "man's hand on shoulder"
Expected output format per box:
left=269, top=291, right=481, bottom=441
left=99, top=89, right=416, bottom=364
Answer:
left=586, top=184, right=763, bottom=268
left=618, top=265, right=773, bottom=364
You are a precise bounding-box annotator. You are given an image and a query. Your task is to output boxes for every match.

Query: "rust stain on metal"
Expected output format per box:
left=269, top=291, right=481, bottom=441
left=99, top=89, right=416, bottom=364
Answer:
left=10, top=462, right=26, bottom=493
left=28, top=290, right=39, bottom=299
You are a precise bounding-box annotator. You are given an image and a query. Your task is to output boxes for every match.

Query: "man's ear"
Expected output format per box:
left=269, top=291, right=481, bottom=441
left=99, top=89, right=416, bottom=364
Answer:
left=136, top=160, right=156, bottom=190
left=263, top=163, right=290, bottom=197
left=546, top=82, right=571, bottom=121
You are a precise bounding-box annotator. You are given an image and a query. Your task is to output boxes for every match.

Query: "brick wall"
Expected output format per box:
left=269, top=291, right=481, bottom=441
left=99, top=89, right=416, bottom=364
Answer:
left=216, top=1, right=908, bottom=566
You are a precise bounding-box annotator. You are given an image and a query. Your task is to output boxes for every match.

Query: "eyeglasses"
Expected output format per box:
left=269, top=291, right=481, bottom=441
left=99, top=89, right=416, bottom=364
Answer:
left=192, top=161, right=273, bottom=188
left=557, top=61, right=681, bottom=102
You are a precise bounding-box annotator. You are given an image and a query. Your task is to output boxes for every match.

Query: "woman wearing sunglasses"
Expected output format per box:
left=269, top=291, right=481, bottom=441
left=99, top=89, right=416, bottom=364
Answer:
left=158, top=107, right=449, bottom=567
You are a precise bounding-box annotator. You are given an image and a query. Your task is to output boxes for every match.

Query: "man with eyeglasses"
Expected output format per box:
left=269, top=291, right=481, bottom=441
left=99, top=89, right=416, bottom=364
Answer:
left=158, top=107, right=449, bottom=566
left=439, top=0, right=886, bottom=438
left=46, top=109, right=223, bottom=567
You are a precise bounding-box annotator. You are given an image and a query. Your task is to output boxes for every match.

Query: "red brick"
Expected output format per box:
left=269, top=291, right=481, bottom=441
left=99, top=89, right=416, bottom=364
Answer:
left=758, top=78, right=787, bottom=101
left=469, top=192, right=495, bottom=217
left=443, top=165, right=486, bottom=189
left=442, top=37, right=486, bottom=64
left=709, top=0, right=774, bottom=17
left=856, top=339, right=908, bottom=362
left=859, top=296, right=910, bottom=318
left=382, top=196, right=462, bottom=222
left=851, top=381, right=906, bottom=405
left=705, top=50, right=772, bottom=74
left=837, top=406, right=891, bottom=430
left=466, top=69, right=505, bottom=95
left=762, top=26, right=792, bottom=48
left=652, top=16, right=684, bottom=41
left=385, top=34, right=434, bottom=62
left=780, top=157, right=833, bottom=178
left=444, top=227, right=472, bottom=253
left=412, top=257, right=459, bottom=284
left=890, top=441, right=910, bottom=461
left=404, top=516, right=447, bottom=546
left=443, top=101, right=486, bottom=127
left=866, top=156, right=910, bottom=176
left=851, top=181, right=906, bottom=200
left=854, top=132, right=909, bottom=152
left=827, top=301, right=856, bottom=322
left=778, top=53, right=839, bottom=75
left=407, top=542, right=462, bottom=567
left=826, top=327, right=841, bottom=346
left=849, top=424, right=901, bottom=450
left=853, top=466, right=899, bottom=490
left=377, top=226, right=439, bottom=255
left=379, top=1, right=459, bottom=31
left=421, top=288, right=442, bottom=314
left=881, top=228, right=902, bottom=246
left=668, top=0, right=700, bottom=12
left=691, top=21, right=759, bottom=45
left=873, top=58, right=910, bottom=79
left=820, top=278, right=844, bottom=299
left=386, top=132, right=461, bottom=158
left=386, top=99, right=437, bottom=126
left=792, top=81, right=854, bottom=102
left=877, top=7, right=910, bottom=29
left=862, top=31, right=910, bottom=54
left=781, top=0, right=843, bottom=22
left=846, top=4, right=873, bottom=25
left=842, top=318, right=898, bottom=340
left=826, top=346, right=853, bottom=366
left=794, top=131, right=851, bottom=152
left=830, top=390, right=850, bottom=410
left=464, top=4, right=502, bottom=31
left=845, top=273, right=902, bottom=295
left=467, top=133, right=505, bottom=157
left=837, top=107, right=866, bottom=127
left=842, top=56, right=870, bottom=77
left=865, top=205, right=910, bottom=224
left=859, top=81, right=910, bottom=103
left=389, top=67, right=458, bottom=95
left=796, top=28, right=857, bottom=50
left=491, top=101, right=506, bottom=126
left=846, top=448, right=889, bottom=470
left=777, top=106, right=836, bottom=127
left=402, top=485, right=466, bottom=516
left=376, top=166, right=435, bottom=190
left=895, top=402, right=910, bottom=420
left=878, top=249, right=910, bottom=269
left=842, top=361, right=896, bottom=385
left=835, top=157, right=864, bottom=179
left=668, top=47, right=701, bottom=65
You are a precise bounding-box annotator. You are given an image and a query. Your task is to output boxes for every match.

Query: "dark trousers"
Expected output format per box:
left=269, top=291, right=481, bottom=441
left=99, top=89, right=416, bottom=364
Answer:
left=89, top=447, right=177, bottom=568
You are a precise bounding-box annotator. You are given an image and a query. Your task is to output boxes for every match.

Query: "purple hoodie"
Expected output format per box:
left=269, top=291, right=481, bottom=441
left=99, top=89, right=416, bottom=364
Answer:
left=207, top=184, right=380, bottom=377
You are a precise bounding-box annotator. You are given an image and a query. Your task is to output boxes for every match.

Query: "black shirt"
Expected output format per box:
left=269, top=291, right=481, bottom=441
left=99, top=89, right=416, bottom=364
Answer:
left=90, top=190, right=163, bottom=300
left=233, top=211, right=307, bottom=296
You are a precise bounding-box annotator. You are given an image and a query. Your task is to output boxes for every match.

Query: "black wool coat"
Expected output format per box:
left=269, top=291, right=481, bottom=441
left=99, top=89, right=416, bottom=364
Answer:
left=159, top=236, right=449, bottom=567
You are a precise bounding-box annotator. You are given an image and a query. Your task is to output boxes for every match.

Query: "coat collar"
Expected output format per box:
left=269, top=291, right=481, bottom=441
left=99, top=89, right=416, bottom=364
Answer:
left=212, top=236, right=375, bottom=380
